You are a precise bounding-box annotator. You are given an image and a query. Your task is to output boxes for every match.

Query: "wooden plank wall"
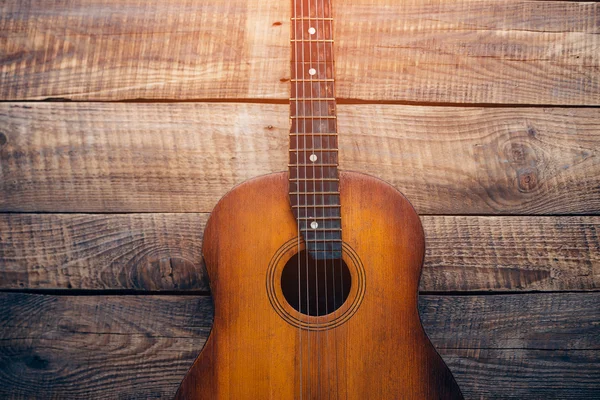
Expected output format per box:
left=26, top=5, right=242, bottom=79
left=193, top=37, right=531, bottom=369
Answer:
left=0, top=0, right=598, bottom=398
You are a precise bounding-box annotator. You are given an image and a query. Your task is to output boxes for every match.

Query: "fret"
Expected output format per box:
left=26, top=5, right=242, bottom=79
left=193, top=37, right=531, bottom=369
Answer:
left=306, top=244, right=343, bottom=257
left=289, top=178, right=338, bottom=181
left=291, top=123, right=337, bottom=135
left=289, top=167, right=338, bottom=180
left=292, top=81, right=334, bottom=98
left=292, top=22, right=332, bottom=40
left=289, top=164, right=338, bottom=167
left=290, top=98, right=335, bottom=101
left=293, top=207, right=341, bottom=219
left=297, top=216, right=341, bottom=220
left=291, top=45, right=333, bottom=62
left=290, top=151, right=338, bottom=161
left=289, top=134, right=337, bottom=136
left=291, top=116, right=336, bottom=119
left=291, top=18, right=333, bottom=20
left=289, top=140, right=337, bottom=150
left=288, top=145, right=338, bottom=148
left=291, top=79, right=334, bottom=82
left=290, top=150, right=338, bottom=165
left=291, top=63, right=334, bottom=80
left=289, top=138, right=338, bottom=150
left=292, top=204, right=341, bottom=209
left=298, top=219, right=341, bottom=231
left=291, top=196, right=340, bottom=207
left=290, top=192, right=340, bottom=195
left=291, top=39, right=334, bottom=43
left=293, top=1, right=331, bottom=18
left=289, top=180, right=339, bottom=193
left=290, top=101, right=335, bottom=117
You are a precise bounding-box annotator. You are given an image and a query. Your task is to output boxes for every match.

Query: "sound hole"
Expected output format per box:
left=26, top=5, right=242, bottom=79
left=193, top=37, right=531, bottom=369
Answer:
left=281, top=250, right=351, bottom=316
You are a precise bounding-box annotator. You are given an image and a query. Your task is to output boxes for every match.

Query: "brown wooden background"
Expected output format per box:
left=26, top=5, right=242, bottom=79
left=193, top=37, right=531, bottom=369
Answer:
left=0, top=0, right=599, bottom=398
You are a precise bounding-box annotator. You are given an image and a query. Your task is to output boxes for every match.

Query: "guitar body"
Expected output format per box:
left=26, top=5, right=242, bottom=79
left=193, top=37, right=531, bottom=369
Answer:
left=175, top=171, right=463, bottom=399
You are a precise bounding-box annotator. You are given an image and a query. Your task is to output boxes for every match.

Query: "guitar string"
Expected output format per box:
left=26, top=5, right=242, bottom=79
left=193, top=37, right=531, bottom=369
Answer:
left=306, top=0, right=323, bottom=396
left=322, top=0, right=337, bottom=396
left=327, top=0, right=337, bottom=396
left=292, top=0, right=303, bottom=398
left=315, top=0, right=331, bottom=397
left=300, top=0, right=312, bottom=397
left=326, top=0, right=343, bottom=396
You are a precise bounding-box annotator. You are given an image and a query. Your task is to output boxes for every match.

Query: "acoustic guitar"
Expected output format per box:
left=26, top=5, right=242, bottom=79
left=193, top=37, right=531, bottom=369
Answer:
left=175, top=0, right=463, bottom=398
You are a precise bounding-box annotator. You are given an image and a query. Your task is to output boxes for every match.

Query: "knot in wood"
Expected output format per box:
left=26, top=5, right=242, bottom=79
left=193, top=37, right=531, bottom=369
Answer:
left=517, top=167, right=539, bottom=192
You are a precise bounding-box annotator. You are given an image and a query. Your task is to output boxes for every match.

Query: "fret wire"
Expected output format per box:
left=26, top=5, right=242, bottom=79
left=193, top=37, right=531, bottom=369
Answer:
left=297, top=216, right=341, bottom=220
left=290, top=98, right=335, bottom=101
left=290, top=191, right=340, bottom=195
left=289, top=148, right=338, bottom=151
left=291, top=39, right=334, bottom=42
left=291, top=17, right=333, bottom=20
left=291, top=79, right=334, bottom=82
left=301, top=228, right=342, bottom=232
left=289, top=164, right=338, bottom=167
left=291, top=204, right=341, bottom=208
left=289, top=178, right=339, bottom=181
left=291, top=116, right=336, bottom=119
left=289, top=133, right=337, bottom=136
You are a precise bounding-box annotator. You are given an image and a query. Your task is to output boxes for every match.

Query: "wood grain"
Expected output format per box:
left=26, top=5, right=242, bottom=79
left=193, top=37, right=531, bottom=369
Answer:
left=1, top=103, right=598, bottom=214
left=0, top=213, right=598, bottom=292
left=0, top=0, right=289, bottom=101
left=0, top=0, right=598, bottom=104
left=0, top=293, right=213, bottom=400
left=419, top=293, right=600, bottom=350
left=0, top=292, right=597, bottom=399
left=444, top=349, right=600, bottom=400
left=421, top=215, right=600, bottom=292
left=0, top=213, right=209, bottom=291
left=335, top=0, right=600, bottom=105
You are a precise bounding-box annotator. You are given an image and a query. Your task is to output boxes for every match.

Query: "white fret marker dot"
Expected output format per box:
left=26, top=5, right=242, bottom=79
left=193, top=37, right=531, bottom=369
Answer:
left=308, top=68, right=316, bottom=76
left=308, top=27, right=316, bottom=35
left=310, top=221, right=319, bottom=229
left=309, top=154, right=318, bottom=162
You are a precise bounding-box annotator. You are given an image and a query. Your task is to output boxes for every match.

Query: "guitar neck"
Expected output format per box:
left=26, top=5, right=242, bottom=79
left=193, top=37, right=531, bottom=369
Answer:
left=288, top=0, right=342, bottom=260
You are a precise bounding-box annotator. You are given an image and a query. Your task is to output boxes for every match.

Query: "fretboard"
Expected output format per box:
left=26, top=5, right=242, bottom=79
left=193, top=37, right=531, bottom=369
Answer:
left=289, top=0, right=341, bottom=260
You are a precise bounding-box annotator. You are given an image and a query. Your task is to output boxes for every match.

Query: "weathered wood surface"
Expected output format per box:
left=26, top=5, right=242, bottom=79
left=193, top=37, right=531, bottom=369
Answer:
left=0, top=213, right=210, bottom=292
left=1, top=103, right=598, bottom=214
left=0, top=292, right=597, bottom=399
left=0, top=0, right=598, bottom=104
left=443, top=349, right=600, bottom=399
left=0, top=293, right=213, bottom=400
left=0, top=213, right=598, bottom=293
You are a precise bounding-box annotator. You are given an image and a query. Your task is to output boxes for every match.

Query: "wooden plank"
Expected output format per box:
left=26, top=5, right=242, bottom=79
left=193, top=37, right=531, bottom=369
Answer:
left=0, top=293, right=597, bottom=399
left=0, top=293, right=213, bottom=400
left=0, top=0, right=598, bottom=104
left=1, top=103, right=598, bottom=214
left=419, top=293, right=600, bottom=350
left=421, top=216, right=600, bottom=292
left=0, top=214, right=597, bottom=292
left=335, top=0, right=600, bottom=105
left=0, top=0, right=289, bottom=101
left=442, top=349, right=600, bottom=399
left=0, top=213, right=210, bottom=291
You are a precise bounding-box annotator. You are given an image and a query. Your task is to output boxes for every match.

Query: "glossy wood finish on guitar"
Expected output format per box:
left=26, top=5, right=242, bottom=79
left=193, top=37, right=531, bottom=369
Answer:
left=175, top=171, right=463, bottom=399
